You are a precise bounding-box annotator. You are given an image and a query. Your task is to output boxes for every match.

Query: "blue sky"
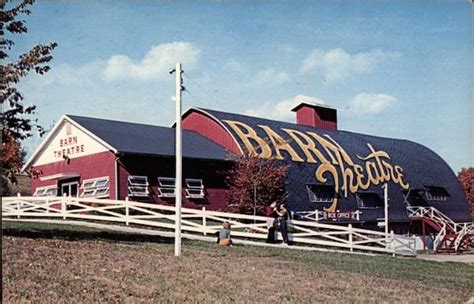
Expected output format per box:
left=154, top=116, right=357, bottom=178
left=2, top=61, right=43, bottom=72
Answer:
left=10, top=1, right=473, bottom=172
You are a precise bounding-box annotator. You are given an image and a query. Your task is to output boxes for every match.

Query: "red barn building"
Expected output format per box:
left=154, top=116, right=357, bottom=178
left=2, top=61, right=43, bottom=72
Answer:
left=24, top=103, right=472, bottom=233
left=24, top=114, right=233, bottom=210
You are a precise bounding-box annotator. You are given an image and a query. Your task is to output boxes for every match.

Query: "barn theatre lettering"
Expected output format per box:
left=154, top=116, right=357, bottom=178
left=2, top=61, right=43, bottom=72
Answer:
left=53, top=136, right=85, bottom=159
left=223, top=120, right=409, bottom=212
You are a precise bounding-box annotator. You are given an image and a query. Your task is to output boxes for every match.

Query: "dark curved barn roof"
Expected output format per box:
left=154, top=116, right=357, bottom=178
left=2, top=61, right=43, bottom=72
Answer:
left=191, top=108, right=470, bottom=223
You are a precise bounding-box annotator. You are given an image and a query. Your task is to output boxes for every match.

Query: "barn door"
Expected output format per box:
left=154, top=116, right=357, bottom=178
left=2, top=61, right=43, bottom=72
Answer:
left=60, top=182, right=79, bottom=197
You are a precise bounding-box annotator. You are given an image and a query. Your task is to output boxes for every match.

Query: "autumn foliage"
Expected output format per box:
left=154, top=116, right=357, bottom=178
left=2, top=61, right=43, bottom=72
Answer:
left=457, top=167, right=473, bottom=217
left=1, top=133, right=26, bottom=195
left=1, top=0, right=57, bottom=191
left=226, top=156, right=288, bottom=215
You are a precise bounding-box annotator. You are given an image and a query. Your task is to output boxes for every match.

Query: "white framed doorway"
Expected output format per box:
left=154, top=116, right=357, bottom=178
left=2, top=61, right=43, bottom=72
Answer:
left=60, top=181, right=79, bottom=197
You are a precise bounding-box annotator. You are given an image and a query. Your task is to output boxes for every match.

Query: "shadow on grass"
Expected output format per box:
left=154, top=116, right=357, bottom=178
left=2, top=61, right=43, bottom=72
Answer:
left=2, top=227, right=174, bottom=244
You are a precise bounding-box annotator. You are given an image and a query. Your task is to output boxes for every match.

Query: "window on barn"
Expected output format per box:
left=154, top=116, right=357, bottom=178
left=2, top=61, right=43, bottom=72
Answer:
left=185, top=178, right=205, bottom=199
left=356, top=192, right=383, bottom=209
left=306, top=184, right=335, bottom=203
left=128, top=175, right=149, bottom=197
left=424, top=186, right=449, bottom=202
left=81, top=176, right=110, bottom=198
left=402, top=189, right=429, bottom=207
left=34, top=185, right=58, bottom=197
left=157, top=177, right=175, bottom=198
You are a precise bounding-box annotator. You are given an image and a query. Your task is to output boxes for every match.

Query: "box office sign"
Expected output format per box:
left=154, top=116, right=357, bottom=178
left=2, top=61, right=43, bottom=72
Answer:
left=323, top=211, right=361, bottom=221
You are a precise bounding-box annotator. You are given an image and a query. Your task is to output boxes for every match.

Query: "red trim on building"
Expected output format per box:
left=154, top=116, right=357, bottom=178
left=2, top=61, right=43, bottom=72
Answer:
left=182, top=110, right=242, bottom=155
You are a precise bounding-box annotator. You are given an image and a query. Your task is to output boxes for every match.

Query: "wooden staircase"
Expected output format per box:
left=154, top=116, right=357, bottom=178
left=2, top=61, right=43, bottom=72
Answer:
left=407, top=206, right=473, bottom=253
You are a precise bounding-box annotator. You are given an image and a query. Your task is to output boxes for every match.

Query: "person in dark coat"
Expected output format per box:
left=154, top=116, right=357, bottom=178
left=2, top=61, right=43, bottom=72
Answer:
left=276, top=203, right=290, bottom=245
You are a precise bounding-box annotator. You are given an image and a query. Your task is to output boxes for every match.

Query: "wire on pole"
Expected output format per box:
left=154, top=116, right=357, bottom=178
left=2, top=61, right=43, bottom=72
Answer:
left=182, top=72, right=232, bottom=111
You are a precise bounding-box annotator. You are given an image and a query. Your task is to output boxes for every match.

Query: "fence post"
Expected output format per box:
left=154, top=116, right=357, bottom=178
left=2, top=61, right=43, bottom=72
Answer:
left=390, top=230, right=395, bottom=256
left=125, top=197, right=129, bottom=226
left=315, top=209, right=319, bottom=221
left=348, top=224, right=353, bottom=252
left=61, top=197, right=66, bottom=220
left=202, top=206, right=207, bottom=236
left=61, top=193, right=67, bottom=220
left=16, top=193, right=21, bottom=218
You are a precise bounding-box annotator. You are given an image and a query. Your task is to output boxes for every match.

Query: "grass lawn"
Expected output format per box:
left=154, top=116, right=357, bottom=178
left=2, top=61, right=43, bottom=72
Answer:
left=2, top=221, right=473, bottom=303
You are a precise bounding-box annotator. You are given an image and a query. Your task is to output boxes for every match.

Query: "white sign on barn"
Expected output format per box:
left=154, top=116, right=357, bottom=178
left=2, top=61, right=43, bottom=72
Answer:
left=34, top=120, right=109, bottom=166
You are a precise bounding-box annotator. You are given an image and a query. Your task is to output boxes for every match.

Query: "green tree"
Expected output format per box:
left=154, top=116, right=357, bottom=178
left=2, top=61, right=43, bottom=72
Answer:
left=1, top=0, right=57, bottom=194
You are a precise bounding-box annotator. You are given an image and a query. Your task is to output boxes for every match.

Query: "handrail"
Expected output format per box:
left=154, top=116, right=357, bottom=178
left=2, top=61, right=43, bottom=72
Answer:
left=407, top=206, right=470, bottom=233
left=407, top=206, right=473, bottom=252
left=454, top=223, right=474, bottom=252
left=433, top=223, right=446, bottom=252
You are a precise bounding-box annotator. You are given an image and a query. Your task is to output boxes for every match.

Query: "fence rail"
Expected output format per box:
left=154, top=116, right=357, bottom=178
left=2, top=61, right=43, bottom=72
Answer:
left=2, top=196, right=416, bottom=256
left=407, top=206, right=473, bottom=252
left=407, top=206, right=473, bottom=233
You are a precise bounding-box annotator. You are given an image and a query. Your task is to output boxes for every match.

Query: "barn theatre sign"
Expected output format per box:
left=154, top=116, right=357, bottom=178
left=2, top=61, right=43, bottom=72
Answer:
left=53, top=136, right=85, bottom=159
left=223, top=120, right=410, bottom=212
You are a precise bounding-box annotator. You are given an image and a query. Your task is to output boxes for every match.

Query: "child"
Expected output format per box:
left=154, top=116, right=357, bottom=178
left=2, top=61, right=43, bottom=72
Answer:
left=218, top=222, right=232, bottom=246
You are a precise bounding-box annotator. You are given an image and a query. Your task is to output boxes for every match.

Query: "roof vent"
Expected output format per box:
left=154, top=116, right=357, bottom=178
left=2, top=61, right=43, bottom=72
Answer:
left=291, top=102, right=337, bottom=130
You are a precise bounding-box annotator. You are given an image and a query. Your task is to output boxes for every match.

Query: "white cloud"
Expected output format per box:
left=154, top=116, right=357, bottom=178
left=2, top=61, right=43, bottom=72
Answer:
left=245, top=94, right=326, bottom=121
left=32, top=61, right=104, bottom=87
left=103, top=42, right=200, bottom=81
left=254, top=68, right=290, bottom=87
left=300, top=48, right=400, bottom=81
left=350, top=92, right=397, bottom=114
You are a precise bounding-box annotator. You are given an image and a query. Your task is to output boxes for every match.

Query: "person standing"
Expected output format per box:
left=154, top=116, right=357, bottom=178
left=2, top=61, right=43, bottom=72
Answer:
left=266, top=202, right=278, bottom=243
left=276, top=203, right=290, bottom=245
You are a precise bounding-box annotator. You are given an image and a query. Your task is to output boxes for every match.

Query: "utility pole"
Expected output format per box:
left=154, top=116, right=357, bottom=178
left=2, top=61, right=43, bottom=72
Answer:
left=171, top=63, right=183, bottom=257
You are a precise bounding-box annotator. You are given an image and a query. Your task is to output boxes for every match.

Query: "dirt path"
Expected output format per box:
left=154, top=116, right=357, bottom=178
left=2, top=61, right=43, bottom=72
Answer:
left=417, top=253, right=474, bottom=264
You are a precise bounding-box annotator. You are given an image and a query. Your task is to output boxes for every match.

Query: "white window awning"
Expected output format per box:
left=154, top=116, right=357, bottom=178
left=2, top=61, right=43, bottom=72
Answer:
left=39, top=172, right=80, bottom=181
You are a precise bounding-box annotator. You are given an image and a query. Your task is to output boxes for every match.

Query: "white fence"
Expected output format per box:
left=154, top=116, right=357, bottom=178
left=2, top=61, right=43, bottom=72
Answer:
left=407, top=206, right=473, bottom=233
left=407, top=206, right=474, bottom=252
left=2, top=196, right=416, bottom=256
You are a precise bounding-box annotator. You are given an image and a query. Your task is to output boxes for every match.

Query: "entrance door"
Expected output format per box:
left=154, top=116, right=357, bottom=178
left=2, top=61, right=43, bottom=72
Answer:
left=61, top=182, right=79, bottom=197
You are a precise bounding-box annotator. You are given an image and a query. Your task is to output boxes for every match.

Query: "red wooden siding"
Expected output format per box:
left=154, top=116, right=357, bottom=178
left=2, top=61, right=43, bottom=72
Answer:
left=296, top=106, right=337, bottom=130
left=117, top=160, right=130, bottom=200
left=31, top=151, right=117, bottom=199
left=119, top=155, right=231, bottom=211
left=202, top=188, right=229, bottom=211
left=145, top=188, right=228, bottom=211
left=31, top=152, right=230, bottom=211
left=182, top=111, right=242, bottom=155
